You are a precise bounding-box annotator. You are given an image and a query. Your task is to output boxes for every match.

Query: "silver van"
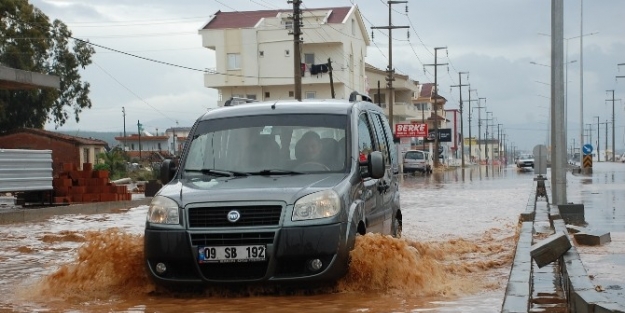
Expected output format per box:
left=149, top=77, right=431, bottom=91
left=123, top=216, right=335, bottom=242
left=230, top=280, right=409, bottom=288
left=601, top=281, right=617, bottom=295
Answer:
left=144, top=92, right=402, bottom=288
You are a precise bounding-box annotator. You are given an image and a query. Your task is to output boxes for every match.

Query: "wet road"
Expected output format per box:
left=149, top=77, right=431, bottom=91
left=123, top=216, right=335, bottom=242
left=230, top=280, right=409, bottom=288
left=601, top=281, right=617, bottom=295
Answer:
left=566, top=162, right=625, bottom=302
left=0, top=165, right=535, bottom=312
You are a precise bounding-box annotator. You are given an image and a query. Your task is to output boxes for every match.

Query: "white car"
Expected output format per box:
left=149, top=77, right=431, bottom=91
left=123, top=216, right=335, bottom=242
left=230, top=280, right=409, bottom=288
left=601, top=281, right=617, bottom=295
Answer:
left=403, top=150, right=433, bottom=174
left=516, top=154, right=534, bottom=169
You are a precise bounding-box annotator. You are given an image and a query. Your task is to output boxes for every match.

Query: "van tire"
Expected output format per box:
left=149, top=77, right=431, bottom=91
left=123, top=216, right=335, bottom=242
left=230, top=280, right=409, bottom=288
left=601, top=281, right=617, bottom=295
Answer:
left=391, top=214, right=402, bottom=238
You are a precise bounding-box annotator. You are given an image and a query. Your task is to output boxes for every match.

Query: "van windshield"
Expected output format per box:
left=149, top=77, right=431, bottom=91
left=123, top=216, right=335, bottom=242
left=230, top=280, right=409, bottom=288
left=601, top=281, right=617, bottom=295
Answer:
left=183, top=114, right=348, bottom=175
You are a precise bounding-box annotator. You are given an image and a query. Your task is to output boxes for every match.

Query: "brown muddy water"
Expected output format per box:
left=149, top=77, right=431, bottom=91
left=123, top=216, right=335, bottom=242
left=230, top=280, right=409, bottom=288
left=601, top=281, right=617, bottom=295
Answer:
left=0, top=166, right=532, bottom=312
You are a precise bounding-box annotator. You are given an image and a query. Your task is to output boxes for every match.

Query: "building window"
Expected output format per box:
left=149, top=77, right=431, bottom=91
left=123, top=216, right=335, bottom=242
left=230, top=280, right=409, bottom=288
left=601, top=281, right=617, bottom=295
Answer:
left=305, top=91, right=316, bottom=99
left=83, top=148, right=89, bottom=163
left=351, top=19, right=356, bottom=36
left=246, top=94, right=257, bottom=100
left=265, top=91, right=270, bottom=98
left=158, top=143, right=162, bottom=150
left=259, top=51, right=264, bottom=57
left=227, top=53, right=241, bottom=70
left=284, top=20, right=293, bottom=29
left=285, top=49, right=290, bottom=57
left=373, top=93, right=386, bottom=105
left=289, top=91, right=294, bottom=97
left=131, top=143, right=135, bottom=150
left=304, top=53, right=315, bottom=65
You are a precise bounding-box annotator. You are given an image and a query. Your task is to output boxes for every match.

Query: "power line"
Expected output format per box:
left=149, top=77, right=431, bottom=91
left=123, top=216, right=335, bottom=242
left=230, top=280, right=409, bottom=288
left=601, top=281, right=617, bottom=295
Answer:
left=92, top=61, right=176, bottom=123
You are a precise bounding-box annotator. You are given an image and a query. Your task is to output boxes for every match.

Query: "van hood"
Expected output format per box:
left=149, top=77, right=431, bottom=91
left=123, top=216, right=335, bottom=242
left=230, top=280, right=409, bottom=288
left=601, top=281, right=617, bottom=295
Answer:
left=157, top=173, right=348, bottom=206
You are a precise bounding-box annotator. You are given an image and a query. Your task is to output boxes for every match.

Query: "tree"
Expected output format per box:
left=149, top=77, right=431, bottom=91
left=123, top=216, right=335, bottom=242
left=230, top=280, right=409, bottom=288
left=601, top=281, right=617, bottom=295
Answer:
left=97, top=147, right=128, bottom=180
left=0, top=0, right=95, bottom=132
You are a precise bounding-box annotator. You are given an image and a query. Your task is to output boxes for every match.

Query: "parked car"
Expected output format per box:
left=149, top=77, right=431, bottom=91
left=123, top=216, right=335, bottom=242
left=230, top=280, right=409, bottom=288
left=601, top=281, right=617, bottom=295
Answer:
left=403, top=150, right=432, bottom=174
left=516, top=154, right=534, bottom=169
left=144, top=92, right=402, bottom=288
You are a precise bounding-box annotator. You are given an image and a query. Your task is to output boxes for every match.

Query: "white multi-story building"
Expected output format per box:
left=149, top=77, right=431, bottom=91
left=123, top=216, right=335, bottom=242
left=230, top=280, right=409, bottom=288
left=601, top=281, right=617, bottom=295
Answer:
left=200, top=6, right=370, bottom=104
left=198, top=5, right=435, bottom=137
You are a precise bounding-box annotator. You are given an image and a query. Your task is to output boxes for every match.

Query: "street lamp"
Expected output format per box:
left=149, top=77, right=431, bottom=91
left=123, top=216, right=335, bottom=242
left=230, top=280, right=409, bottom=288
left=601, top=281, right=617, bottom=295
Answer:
left=538, top=30, right=598, bottom=168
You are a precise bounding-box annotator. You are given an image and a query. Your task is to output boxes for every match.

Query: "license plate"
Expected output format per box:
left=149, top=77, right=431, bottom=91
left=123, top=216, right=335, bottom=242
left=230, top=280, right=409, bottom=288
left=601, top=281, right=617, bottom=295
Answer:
left=198, top=245, right=266, bottom=263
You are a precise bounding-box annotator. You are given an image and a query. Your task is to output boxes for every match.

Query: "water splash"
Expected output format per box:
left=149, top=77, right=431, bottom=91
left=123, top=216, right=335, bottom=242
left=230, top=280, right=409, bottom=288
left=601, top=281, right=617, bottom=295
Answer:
left=26, top=227, right=516, bottom=302
left=33, top=228, right=155, bottom=301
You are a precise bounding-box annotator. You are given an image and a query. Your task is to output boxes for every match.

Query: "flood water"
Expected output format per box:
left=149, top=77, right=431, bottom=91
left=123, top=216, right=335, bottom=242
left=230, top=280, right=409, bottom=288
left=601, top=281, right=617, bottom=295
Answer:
left=0, top=165, right=534, bottom=312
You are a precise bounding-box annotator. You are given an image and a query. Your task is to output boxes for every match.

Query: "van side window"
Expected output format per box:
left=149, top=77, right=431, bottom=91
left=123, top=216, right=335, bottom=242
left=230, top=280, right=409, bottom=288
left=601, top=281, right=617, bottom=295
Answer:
left=357, top=113, right=375, bottom=164
left=370, top=112, right=390, bottom=166
left=375, top=113, right=397, bottom=167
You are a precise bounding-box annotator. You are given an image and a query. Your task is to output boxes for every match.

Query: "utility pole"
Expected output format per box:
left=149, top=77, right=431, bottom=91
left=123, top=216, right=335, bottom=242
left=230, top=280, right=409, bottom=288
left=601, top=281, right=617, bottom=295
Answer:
left=451, top=72, right=469, bottom=167
left=502, top=133, right=507, bottom=164
left=484, top=112, right=493, bottom=165
left=424, top=46, right=448, bottom=167
left=497, top=123, right=503, bottom=164
left=137, top=120, right=142, bottom=160
left=599, top=120, right=609, bottom=162
left=595, top=116, right=600, bottom=161
left=605, top=88, right=620, bottom=161
left=289, top=0, right=303, bottom=101
left=122, top=107, right=126, bottom=151
left=474, top=98, right=486, bottom=163
left=467, top=88, right=478, bottom=164
left=328, top=58, right=335, bottom=98
left=371, top=0, right=409, bottom=132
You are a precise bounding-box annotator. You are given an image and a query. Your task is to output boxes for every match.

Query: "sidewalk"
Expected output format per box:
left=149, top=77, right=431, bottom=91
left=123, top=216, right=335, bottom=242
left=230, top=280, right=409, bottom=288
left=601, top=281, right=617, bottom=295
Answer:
left=564, top=162, right=625, bottom=306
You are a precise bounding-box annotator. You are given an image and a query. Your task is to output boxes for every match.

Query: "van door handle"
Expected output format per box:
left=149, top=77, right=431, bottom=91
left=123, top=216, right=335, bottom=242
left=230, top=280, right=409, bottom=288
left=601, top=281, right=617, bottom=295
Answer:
left=377, top=181, right=389, bottom=193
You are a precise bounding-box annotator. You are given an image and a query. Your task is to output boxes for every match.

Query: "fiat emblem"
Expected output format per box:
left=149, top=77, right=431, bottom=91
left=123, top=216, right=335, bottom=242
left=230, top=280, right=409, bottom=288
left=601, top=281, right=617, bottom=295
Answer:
left=227, top=210, right=241, bottom=223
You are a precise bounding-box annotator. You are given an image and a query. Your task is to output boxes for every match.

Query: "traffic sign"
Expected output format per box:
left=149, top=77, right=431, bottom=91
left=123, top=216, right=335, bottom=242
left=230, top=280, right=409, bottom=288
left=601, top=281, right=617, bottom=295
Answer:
left=583, top=154, right=593, bottom=168
left=582, top=144, right=593, bottom=155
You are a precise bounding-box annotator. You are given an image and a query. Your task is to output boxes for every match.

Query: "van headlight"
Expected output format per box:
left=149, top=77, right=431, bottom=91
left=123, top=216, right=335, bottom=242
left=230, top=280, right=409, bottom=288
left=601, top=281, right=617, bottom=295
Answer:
left=147, top=196, right=180, bottom=224
left=292, top=190, right=340, bottom=221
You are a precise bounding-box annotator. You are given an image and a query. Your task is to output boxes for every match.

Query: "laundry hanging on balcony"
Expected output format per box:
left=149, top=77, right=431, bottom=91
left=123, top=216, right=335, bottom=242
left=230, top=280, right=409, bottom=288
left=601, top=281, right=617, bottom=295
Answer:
left=309, top=63, right=329, bottom=77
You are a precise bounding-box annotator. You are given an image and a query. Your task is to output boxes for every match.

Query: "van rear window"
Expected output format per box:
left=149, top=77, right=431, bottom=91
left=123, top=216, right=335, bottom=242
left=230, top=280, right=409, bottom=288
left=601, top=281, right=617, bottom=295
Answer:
left=405, top=151, right=424, bottom=160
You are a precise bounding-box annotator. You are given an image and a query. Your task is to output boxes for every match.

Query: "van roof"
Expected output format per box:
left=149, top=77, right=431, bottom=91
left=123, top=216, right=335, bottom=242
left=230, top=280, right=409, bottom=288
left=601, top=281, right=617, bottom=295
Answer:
left=198, top=99, right=384, bottom=121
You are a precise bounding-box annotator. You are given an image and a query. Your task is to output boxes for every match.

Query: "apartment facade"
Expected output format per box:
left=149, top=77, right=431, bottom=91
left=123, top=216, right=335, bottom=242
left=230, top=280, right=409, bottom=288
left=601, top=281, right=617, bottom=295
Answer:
left=200, top=6, right=370, bottom=104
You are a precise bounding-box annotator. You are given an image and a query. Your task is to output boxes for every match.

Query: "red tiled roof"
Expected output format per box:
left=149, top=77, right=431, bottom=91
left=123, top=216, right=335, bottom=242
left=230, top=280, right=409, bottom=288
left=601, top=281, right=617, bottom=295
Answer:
left=203, top=6, right=352, bottom=30
left=420, top=83, right=434, bottom=98
left=1, top=128, right=107, bottom=146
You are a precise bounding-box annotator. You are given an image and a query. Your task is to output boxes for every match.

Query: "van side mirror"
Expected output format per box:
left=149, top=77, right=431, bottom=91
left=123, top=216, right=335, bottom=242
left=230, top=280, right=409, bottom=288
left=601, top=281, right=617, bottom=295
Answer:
left=160, top=159, right=177, bottom=184
left=366, top=151, right=385, bottom=179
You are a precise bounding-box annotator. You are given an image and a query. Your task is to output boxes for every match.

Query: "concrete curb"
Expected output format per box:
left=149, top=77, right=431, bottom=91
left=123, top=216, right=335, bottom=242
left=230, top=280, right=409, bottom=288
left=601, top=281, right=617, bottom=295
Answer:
left=542, top=179, right=625, bottom=312
left=550, top=205, right=625, bottom=313
left=0, top=198, right=152, bottom=225
left=501, top=189, right=536, bottom=313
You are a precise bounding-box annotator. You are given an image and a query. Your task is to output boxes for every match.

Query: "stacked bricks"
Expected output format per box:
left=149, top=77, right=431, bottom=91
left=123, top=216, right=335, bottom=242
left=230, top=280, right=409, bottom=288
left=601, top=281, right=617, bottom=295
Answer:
left=52, top=163, right=131, bottom=204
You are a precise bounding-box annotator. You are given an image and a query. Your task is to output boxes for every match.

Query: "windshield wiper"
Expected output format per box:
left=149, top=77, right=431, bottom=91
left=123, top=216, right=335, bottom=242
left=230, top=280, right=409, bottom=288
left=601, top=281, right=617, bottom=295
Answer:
left=185, top=169, right=250, bottom=177
left=248, top=169, right=303, bottom=176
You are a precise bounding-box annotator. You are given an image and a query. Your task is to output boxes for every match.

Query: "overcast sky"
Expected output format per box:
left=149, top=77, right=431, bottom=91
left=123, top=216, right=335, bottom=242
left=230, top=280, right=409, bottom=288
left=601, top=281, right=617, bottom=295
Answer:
left=34, top=0, right=625, bottom=153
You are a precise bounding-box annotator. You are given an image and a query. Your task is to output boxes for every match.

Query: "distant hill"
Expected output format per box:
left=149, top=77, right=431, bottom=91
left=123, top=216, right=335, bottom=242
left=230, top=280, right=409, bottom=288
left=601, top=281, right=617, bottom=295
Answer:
left=55, top=130, right=122, bottom=148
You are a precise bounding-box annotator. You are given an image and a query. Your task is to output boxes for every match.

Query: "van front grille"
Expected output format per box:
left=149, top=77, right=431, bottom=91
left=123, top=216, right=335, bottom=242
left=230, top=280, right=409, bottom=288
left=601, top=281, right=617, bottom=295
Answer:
left=188, top=205, right=282, bottom=227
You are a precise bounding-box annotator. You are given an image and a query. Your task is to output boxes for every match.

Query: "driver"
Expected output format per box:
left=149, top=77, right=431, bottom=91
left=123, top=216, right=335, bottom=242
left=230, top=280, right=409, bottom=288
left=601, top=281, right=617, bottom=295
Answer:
left=295, top=131, right=323, bottom=164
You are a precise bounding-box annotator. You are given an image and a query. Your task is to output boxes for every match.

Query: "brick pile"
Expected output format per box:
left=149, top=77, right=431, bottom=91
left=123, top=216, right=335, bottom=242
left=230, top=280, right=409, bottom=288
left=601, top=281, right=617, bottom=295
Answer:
left=52, top=163, right=131, bottom=204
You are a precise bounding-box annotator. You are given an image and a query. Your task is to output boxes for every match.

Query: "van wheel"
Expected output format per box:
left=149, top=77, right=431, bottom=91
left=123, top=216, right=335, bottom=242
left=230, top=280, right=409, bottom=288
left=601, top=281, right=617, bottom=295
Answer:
left=391, top=215, right=402, bottom=238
